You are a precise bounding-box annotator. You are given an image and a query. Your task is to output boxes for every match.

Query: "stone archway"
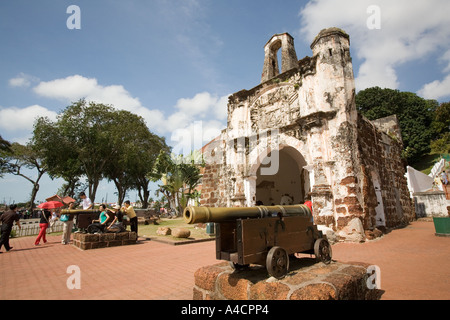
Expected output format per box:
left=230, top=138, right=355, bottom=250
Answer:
left=247, top=146, right=309, bottom=206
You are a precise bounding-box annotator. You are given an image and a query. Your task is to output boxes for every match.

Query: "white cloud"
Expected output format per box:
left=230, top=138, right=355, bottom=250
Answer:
left=172, top=92, right=228, bottom=120
left=33, top=75, right=142, bottom=109
left=32, top=75, right=170, bottom=134
left=175, top=92, right=218, bottom=115
left=0, top=105, right=57, bottom=131
left=442, top=50, right=450, bottom=73
left=418, top=74, right=450, bottom=100
left=167, top=92, right=229, bottom=151
left=299, top=0, right=450, bottom=94
left=418, top=49, right=450, bottom=99
left=4, top=74, right=229, bottom=149
left=33, top=75, right=229, bottom=139
left=9, top=73, right=39, bottom=88
left=0, top=105, right=58, bottom=143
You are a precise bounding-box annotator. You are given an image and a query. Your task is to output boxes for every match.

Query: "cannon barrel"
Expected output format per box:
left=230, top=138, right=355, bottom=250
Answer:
left=60, top=209, right=100, bottom=214
left=183, top=204, right=311, bottom=224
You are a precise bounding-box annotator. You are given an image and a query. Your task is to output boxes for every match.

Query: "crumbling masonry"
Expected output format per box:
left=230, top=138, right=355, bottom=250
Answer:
left=200, top=28, right=414, bottom=242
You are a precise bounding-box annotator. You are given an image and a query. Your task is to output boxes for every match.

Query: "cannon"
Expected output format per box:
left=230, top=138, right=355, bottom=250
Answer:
left=60, top=209, right=100, bottom=229
left=183, top=205, right=332, bottom=279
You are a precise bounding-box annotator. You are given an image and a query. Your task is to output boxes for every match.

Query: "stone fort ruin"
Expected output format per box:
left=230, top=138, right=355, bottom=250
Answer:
left=200, top=28, right=414, bottom=242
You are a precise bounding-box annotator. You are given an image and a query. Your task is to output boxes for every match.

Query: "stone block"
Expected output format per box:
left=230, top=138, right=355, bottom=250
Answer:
left=193, top=287, right=204, bottom=300
left=91, top=241, right=107, bottom=249
left=83, top=234, right=100, bottom=242
left=290, top=283, right=336, bottom=300
left=217, top=273, right=252, bottom=300
left=80, top=242, right=91, bottom=250
left=195, top=263, right=229, bottom=292
left=123, top=239, right=137, bottom=246
left=157, top=227, right=171, bottom=236
left=115, top=232, right=130, bottom=240
left=172, top=228, right=191, bottom=238
left=107, top=240, right=123, bottom=247
left=250, top=282, right=290, bottom=300
left=99, top=233, right=115, bottom=242
left=193, top=259, right=382, bottom=300
left=129, top=232, right=137, bottom=240
left=72, top=231, right=137, bottom=250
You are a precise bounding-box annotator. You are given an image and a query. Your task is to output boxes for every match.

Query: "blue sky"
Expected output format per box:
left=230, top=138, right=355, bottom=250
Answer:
left=1, top=0, right=450, bottom=204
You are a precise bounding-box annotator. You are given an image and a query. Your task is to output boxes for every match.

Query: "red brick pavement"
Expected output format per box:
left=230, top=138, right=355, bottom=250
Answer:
left=332, top=220, right=450, bottom=300
left=0, top=220, right=449, bottom=300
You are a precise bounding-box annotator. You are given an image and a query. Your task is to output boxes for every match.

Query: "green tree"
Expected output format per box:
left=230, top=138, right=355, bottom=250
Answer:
left=32, top=116, right=83, bottom=198
left=356, top=87, right=438, bottom=164
left=430, top=102, right=450, bottom=155
left=56, top=100, right=119, bottom=202
left=33, top=100, right=169, bottom=206
left=152, top=150, right=203, bottom=215
left=0, top=135, right=12, bottom=178
left=103, top=109, right=169, bottom=206
left=1, top=142, right=47, bottom=210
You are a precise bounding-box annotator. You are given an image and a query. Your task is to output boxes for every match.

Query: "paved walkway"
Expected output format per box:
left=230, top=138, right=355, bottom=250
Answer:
left=0, top=220, right=449, bottom=300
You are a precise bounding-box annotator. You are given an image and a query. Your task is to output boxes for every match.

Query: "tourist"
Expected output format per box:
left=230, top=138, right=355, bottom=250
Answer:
left=80, top=192, right=93, bottom=209
left=61, top=202, right=75, bottom=244
left=0, top=204, right=21, bottom=253
left=76, top=192, right=92, bottom=233
left=35, top=209, right=51, bottom=246
left=106, top=204, right=124, bottom=232
left=442, top=171, right=448, bottom=185
left=49, top=210, right=58, bottom=232
left=122, top=200, right=137, bottom=233
left=303, top=196, right=313, bottom=223
left=90, top=204, right=110, bottom=233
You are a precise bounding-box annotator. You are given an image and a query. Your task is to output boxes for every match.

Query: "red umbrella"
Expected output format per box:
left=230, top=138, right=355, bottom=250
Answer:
left=38, top=201, right=64, bottom=209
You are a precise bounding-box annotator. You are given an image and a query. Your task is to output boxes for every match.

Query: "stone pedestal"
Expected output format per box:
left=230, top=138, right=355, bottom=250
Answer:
left=193, top=258, right=382, bottom=300
left=72, top=231, right=137, bottom=250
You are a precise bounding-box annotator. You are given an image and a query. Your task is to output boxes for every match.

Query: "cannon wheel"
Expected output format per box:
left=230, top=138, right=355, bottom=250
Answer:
left=314, top=238, right=332, bottom=264
left=266, top=246, right=289, bottom=279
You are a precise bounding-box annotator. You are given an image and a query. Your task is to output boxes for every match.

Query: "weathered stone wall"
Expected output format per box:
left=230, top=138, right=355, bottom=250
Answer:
left=199, top=27, right=414, bottom=241
left=413, top=191, right=448, bottom=217
left=357, top=114, right=414, bottom=230
left=193, top=260, right=382, bottom=300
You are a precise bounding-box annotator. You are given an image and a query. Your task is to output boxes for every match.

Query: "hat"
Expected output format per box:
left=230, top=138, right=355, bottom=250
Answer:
left=113, top=204, right=120, bottom=210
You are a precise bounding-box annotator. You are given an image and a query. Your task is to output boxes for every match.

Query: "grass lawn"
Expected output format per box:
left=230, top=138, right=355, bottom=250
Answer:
left=138, top=217, right=215, bottom=242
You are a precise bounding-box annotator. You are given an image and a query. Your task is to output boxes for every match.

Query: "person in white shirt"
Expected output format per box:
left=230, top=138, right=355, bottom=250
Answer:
left=76, top=192, right=93, bottom=233
left=80, top=192, right=93, bottom=209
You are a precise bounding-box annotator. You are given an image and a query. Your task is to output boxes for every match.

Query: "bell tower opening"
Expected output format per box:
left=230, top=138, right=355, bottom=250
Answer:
left=261, top=33, right=298, bottom=83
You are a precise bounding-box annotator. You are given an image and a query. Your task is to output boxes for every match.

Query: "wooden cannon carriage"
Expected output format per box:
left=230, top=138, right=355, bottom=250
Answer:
left=183, top=205, right=332, bottom=279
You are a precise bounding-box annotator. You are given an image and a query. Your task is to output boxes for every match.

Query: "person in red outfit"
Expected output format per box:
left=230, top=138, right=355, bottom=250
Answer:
left=304, top=197, right=313, bottom=223
left=35, top=209, right=51, bottom=245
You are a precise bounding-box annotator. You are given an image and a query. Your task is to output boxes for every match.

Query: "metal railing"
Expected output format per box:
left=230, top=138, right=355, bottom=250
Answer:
left=10, top=221, right=64, bottom=238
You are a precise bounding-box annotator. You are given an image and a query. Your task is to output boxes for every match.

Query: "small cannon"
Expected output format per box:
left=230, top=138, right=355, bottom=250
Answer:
left=60, top=209, right=100, bottom=229
left=183, top=205, right=332, bottom=279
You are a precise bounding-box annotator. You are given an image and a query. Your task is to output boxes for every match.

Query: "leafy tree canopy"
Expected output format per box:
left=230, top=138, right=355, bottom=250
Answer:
left=356, top=87, right=439, bottom=164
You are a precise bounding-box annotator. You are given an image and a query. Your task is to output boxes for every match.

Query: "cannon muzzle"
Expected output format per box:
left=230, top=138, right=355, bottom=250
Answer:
left=183, top=204, right=311, bottom=224
left=60, top=209, right=100, bottom=214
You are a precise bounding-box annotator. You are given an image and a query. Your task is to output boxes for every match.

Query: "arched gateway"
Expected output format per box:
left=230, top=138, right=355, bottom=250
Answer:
left=199, top=28, right=414, bottom=242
